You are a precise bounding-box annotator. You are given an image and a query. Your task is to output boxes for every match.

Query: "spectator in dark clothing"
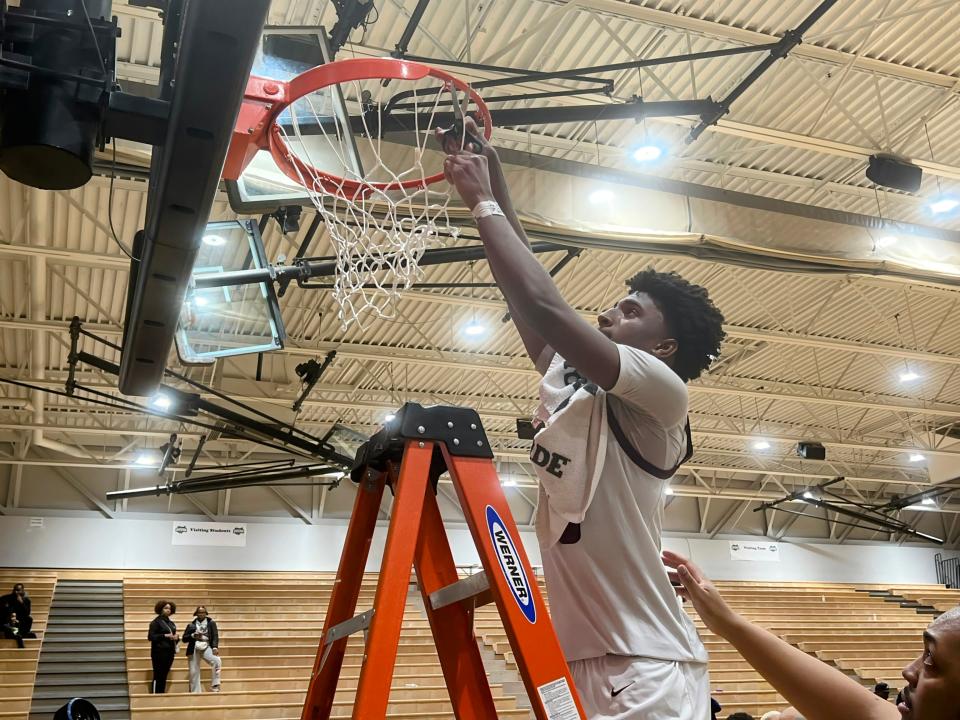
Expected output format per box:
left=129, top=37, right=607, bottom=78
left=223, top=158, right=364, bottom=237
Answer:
left=873, top=682, right=890, bottom=700
left=1, top=584, right=34, bottom=637
left=711, top=697, right=722, bottom=720
left=147, top=600, right=178, bottom=693
left=727, top=713, right=755, bottom=720
left=2, top=611, right=24, bottom=648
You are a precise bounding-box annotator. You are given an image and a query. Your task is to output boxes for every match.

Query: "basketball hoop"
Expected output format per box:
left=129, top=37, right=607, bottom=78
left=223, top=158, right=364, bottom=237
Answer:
left=223, top=58, right=492, bottom=327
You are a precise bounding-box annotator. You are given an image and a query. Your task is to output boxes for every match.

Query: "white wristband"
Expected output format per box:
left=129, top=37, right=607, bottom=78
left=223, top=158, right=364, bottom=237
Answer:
left=471, top=200, right=505, bottom=221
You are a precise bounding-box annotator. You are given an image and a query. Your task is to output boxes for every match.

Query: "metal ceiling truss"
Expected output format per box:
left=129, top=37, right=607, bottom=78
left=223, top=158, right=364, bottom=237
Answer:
left=755, top=476, right=960, bottom=545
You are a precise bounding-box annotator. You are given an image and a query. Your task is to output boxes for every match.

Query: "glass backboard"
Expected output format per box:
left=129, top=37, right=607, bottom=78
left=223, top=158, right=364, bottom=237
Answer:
left=224, top=27, right=363, bottom=212
left=175, top=219, right=285, bottom=363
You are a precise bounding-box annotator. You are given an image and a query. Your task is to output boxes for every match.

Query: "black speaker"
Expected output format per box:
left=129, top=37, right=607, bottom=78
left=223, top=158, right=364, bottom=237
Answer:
left=866, top=154, right=923, bottom=193
left=796, top=441, right=826, bottom=461
left=516, top=419, right=536, bottom=440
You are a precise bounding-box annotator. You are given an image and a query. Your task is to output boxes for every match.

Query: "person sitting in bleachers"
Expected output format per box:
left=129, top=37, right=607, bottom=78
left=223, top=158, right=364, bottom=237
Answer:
left=2, top=610, right=24, bottom=648
left=664, top=550, right=960, bottom=720
left=727, top=713, right=755, bottom=720
left=182, top=605, right=221, bottom=693
left=1, top=583, right=35, bottom=637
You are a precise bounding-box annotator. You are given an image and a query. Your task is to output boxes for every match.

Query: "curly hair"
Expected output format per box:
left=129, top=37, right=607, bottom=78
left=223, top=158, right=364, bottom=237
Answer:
left=154, top=600, right=176, bottom=615
left=626, top=268, right=725, bottom=382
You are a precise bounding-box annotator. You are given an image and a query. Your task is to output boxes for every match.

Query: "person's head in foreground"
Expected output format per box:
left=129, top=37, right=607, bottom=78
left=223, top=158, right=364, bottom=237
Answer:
left=899, top=606, right=960, bottom=720
left=154, top=600, right=175, bottom=617
left=599, top=269, right=725, bottom=382
left=727, top=713, right=755, bottom=720
left=662, top=550, right=960, bottom=720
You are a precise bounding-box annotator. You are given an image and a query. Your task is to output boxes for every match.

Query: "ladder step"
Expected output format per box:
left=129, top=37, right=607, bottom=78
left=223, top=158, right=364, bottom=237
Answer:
left=429, top=571, right=492, bottom=610
left=325, top=608, right=375, bottom=645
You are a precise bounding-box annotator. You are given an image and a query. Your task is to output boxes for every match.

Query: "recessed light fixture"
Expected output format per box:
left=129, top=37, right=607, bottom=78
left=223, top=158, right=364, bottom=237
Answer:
left=134, top=453, right=158, bottom=466
left=501, top=478, right=517, bottom=487
left=463, top=320, right=486, bottom=337
left=899, top=370, right=920, bottom=382
left=201, top=234, right=227, bottom=246
left=589, top=189, right=615, bottom=204
left=909, top=453, right=925, bottom=463
left=632, top=144, right=663, bottom=162
left=802, top=490, right=817, bottom=500
left=753, top=440, right=771, bottom=451
left=665, top=487, right=675, bottom=496
left=921, top=496, right=936, bottom=506
left=929, top=197, right=960, bottom=214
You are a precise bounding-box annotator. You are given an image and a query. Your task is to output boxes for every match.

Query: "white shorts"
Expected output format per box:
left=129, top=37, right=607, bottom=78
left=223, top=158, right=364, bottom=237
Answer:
left=569, top=655, right=710, bottom=720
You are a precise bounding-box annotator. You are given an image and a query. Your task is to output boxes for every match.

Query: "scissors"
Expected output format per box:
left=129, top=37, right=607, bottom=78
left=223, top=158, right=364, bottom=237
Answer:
left=439, top=83, right=484, bottom=154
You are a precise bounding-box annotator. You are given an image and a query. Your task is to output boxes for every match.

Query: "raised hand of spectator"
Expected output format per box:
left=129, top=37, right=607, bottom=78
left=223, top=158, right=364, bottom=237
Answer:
left=662, top=550, right=742, bottom=638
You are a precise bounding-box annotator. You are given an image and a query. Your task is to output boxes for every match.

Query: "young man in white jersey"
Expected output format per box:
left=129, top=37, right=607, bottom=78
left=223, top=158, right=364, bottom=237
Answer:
left=439, top=120, right=726, bottom=719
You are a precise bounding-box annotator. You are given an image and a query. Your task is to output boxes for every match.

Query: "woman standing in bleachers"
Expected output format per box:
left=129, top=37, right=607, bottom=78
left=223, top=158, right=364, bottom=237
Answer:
left=147, top=600, right=179, bottom=693
left=183, top=605, right=221, bottom=693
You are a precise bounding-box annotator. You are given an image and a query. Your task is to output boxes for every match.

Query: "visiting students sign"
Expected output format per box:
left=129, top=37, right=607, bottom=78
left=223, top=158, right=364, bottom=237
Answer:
left=171, top=521, right=247, bottom=547
left=729, top=540, right=781, bottom=562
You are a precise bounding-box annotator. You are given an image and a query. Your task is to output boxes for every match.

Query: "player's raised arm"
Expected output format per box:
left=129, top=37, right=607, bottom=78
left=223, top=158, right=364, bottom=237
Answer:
left=662, top=551, right=900, bottom=720
left=438, top=120, right=555, bottom=374
left=442, top=149, right=621, bottom=389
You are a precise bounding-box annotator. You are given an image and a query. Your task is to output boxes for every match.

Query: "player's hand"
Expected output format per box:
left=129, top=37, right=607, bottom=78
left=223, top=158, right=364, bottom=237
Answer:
left=662, top=550, right=741, bottom=638
left=443, top=152, right=495, bottom=211
left=212, top=648, right=219, bottom=656
left=435, top=116, right=491, bottom=157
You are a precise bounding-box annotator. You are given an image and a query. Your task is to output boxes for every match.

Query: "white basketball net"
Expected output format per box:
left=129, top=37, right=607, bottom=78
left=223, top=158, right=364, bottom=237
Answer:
left=276, top=76, right=469, bottom=328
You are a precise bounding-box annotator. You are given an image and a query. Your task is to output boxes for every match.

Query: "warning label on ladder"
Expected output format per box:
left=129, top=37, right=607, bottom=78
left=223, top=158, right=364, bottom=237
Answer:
left=537, top=677, right=579, bottom=720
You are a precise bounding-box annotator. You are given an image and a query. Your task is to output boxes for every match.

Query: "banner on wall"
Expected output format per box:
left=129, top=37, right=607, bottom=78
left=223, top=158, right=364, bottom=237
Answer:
left=729, top=541, right=780, bottom=562
left=171, top=521, right=247, bottom=547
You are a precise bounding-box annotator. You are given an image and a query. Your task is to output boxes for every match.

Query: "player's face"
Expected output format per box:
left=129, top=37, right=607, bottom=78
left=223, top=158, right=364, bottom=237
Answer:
left=899, top=618, right=960, bottom=720
left=597, top=292, right=677, bottom=362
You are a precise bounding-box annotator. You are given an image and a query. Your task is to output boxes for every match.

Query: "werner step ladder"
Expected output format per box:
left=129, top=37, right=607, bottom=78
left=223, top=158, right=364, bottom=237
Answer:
left=301, top=402, right=585, bottom=720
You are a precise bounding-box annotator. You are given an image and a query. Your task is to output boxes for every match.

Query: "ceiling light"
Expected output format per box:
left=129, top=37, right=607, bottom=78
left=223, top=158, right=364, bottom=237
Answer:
left=463, top=320, right=486, bottom=337
left=921, top=496, right=936, bottom=506
left=330, top=471, right=346, bottom=480
left=632, top=144, right=663, bottom=162
left=899, top=370, right=920, bottom=382
left=589, top=189, right=614, bottom=204
left=929, top=197, right=960, bottom=214
left=665, top=487, right=675, bottom=496
left=134, top=453, right=158, bottom=466
left=201, top=234, right=227, bottom=246
left=193, top=295, right=209, bottom=308
left=802, top=490, right=817, bottom=500
left=909, top=453, right=925, bottom=463
left=150, top=394, right=171, bottom=410
left=906, top=502, right=937, bottom=512
left=753, top=440, right=771, bottom=451
left=384, top=413, right=396, bottom=422
left=501, top=478, right=517, bottom=487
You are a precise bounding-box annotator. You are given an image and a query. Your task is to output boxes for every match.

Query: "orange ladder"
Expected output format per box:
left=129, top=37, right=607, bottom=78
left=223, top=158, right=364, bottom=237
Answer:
left=301, top=403, right=585, bottom=720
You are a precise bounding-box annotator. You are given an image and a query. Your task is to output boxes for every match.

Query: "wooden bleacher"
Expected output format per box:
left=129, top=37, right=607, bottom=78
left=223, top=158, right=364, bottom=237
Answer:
left=710, top=581, right=930, bottom=709
left=0, top=571, right=57, bottom=719
left=2, top=569, right=951, bottom=719
left=477, top=577, right=942, bottom=718
left=122, top=572, right=532, bottom=720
